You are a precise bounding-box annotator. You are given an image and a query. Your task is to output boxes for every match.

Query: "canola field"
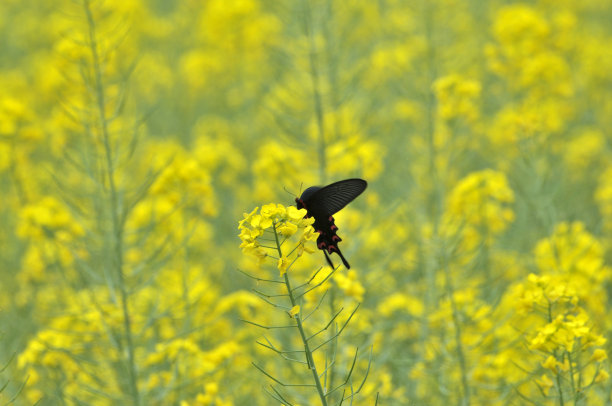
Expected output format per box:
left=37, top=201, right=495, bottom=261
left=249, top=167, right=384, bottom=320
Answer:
left=1, top=0, right=612, bottom=404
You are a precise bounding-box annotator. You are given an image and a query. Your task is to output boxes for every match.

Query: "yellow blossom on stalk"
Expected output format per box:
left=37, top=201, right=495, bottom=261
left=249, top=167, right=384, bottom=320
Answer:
left=563, top=128, right=605, bottom=174
left=535, top=374, right=554, bottom=396
left=182, top=382, right=233, bottom=406
left=486, top=4, right=575, bottom=164
left=307, top=105, right=386, bottom=180
left=238, top=204, right=315, bottom=273
left=277, top=221, right=297, bottom=236
left=594, top=369, right=610, bottom=384
left=528, top=314, right=583, bottom=353
left=443, top=169, right=514, bottom=250
left=433, top=74, right=481, bottom=123
left=334, top=270, right=365, bottom=301
left=192, top=119, right=247, bottom=186
left=150, top=154, right=218, bottom=217
left=591, top=348, right=608, bottom=362
left=446, top=169, right=514, bottom=232
left=508, top=269, right=610, bottom=401
left=541, top=355, right=557, bottom=373
left=297, top=227, right=317, bottom=256
left=278, top=256, right=290, bottom=276
left=287, top=205, right=305, bottom=221
left=252, top=141, right=313, bottom=201
left=329, top=136, right=386, bottom=181
left=487, top=101, right=565, bottom=156
left=199, top=0, right=281, bottom=54
left=288, top=305, right=300, bottom=318
left=378, top=293, right=424, bottom=317
left=534, top=222, right=610, bottom=297
left=516, top=273, right=576, bottom=315
left=488, top=5, right=573, bottom=97
left=0, top=96, right=32, bottom=136
left=17, top=196, right=85, bottom=242
left=365, top=38, right=425, bottom=86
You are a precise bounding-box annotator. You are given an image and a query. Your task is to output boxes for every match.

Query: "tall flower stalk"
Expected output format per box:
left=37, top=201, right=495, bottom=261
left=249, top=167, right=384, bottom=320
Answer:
left=239, top=204, right=371, bottom=405
left=82, top=0, right=140, bottom=403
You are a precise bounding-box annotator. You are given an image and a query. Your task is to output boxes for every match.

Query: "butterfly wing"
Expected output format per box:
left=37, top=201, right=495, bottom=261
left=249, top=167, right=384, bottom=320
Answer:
left=303, top=178, right=367, bottom=217
left=296, top=178, right=367, bottom=269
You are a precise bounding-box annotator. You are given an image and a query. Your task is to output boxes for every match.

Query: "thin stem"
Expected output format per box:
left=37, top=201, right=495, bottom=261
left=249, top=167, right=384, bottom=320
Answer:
left=83, top=1, right=139, bottom=404
left=302, top=3, right=338, bottom=397
left=555, top=359, right=565, bottom=406
left=568, top=349, right=578, bottom=402
left=327, top=288, right=337, bottom=395
left=273, top=222, right=328, bottom=406
left=441, top=247, right=470, bottom=406
left=419, top=0, right=440, bottom=371
left=302, top=0, right=327, bottom=184
left=423, top=0, right=440, bottom=227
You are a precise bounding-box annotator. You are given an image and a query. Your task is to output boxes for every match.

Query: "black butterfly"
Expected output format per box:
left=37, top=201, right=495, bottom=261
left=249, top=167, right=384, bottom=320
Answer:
left=295, top=178, right=367, bottom=269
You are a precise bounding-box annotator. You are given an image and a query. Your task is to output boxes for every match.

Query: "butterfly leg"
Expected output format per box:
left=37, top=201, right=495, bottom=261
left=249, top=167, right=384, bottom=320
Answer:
left=334, top=247, right=350, bottom=269
left=323, top=250, right=336, bottom=269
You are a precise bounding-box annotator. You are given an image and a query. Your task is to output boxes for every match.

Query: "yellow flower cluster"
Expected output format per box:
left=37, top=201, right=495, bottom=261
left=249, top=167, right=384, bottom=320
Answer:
left=181, top=382, right=233, bottom=406
left=2, top=0, right=612, bottom=404
left=513, top=272, right=609, bottom=395
left=443, top=169, right=515, bottom=251
left=487, top=5, right=573, bottom=96
left=533, top=221, right=610, bottom=323
left=238, top=204, right=316, bottom=274
left=534, top=222, right=609, bottom=283
left=486, top=4, right=576, bottom=156
left=529, top=311, right=604, bottom=354
left=145, top=338, right=241, bottom=379
left=17, top=196, right=84, bottom=242
left=252, top=141, right=314, bottom=201
left=334, top=269, right=365, bottom=301
left=433, top=74, right=481, bottom=123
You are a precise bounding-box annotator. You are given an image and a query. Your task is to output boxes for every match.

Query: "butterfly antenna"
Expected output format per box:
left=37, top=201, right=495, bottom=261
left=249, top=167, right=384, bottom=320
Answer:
left=283, top=186, right=295, bottom=198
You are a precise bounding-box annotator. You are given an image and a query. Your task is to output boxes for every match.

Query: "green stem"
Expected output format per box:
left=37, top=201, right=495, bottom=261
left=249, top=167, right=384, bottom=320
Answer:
left=302, top=0, right=327, bottom=184
left=8, top=137, right=27, bottom=206
left=547, top=302, right=564, bottom=405
left=326, top=287, right=337, bottom=399
left=568, top=349, right=578, bottom=403
left=442, top=248, right=470, bottom=406
left=419, top=0, right=440, bottom=390
left=303, top=2, right=337, bottom=398
left=423, top=0, right=440, bottom=226
left=83, top=1, right=140, bottom=404
left=273, top=222, right=328, bottom=406
left=555, top=360, right=565, bottom=406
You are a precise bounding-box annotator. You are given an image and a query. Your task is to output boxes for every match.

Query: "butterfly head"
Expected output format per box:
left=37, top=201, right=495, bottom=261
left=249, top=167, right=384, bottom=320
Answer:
left=298, top=186, right=322, bottom=202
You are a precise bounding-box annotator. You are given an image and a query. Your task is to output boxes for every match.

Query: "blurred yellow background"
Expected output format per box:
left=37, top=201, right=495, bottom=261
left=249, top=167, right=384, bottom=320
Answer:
left=1, top=0, right=612, bottom=404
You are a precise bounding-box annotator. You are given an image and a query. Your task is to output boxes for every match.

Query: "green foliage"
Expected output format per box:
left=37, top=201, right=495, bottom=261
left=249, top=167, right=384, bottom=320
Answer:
left=1, top=0, right=611, bottom=405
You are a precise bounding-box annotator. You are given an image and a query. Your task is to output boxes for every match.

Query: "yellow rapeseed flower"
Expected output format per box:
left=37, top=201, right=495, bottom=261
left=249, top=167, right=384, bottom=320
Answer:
left=594, top=369, right=609, bottom=383
left=239, top=204, right=314, bottom=272
left=591, top=348, right=608, bottom=362
left=278, top=256, right=290, bottom=276
left=288, top=305, right=300, bottom=318
left=542, top=355, right=558, bottom=373
left=433, top=74, right=481, bottom=122
left=535, top=374, right=554, bottom=396
left=334, top=270, right=365, bottom=301
left=534, top=221, right=609, bottom=284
